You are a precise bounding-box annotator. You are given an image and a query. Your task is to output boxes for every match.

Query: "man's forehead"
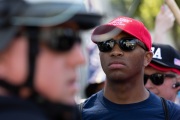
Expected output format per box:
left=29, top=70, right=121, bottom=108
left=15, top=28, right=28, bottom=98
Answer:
left=145, top=66, right=162, bottom=73
left=58, top=22, right=79, bottom=29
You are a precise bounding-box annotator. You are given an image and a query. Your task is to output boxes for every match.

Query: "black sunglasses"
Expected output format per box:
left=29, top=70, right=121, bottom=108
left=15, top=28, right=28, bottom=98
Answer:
left=144, top=73, right=176, bottom=86
left=39, top=28, right=81, bottom=52
left=96, top=38, right=147, bottom=52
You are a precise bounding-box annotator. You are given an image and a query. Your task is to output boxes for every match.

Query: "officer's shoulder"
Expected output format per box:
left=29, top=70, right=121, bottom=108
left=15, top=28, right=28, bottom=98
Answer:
left=0, top=96, right=47, bottom=120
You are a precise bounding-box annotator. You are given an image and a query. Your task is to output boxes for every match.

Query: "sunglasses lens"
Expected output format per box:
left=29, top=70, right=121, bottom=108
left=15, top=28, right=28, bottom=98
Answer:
left=119, top=39, right=136, bottom=51
left=40, top=28, right=81, bottom=52
left=51, top=36, right=78, bottom=51
left=96, top=38, right=144, bottom=52
left=97, top=40, right=114, bottom=52
left=151, top=74, right=164, bottom=85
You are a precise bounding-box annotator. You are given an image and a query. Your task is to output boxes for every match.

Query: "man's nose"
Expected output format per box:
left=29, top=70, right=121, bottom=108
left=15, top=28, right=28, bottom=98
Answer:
left=110, top=44, right=124, bottom=57
left=68, top=44, right=85, bottom=67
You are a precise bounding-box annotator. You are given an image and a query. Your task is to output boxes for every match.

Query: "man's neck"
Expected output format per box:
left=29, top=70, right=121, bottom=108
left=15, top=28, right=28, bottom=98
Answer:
left=103, top=80, right=149, bottom=104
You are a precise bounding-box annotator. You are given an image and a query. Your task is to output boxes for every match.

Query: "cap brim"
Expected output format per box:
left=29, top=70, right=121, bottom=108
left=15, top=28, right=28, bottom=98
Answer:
left=151, top=59, right=170, bottom=68
left=0, top=26, right=19, bottom=51
left=149, top=63, right=180, bottom=75
left=152, top=59, right=180, bottom=70
left=12, top=2, right=102, bottom=30
left=92, top=25, right=121, bottom=42
left=92, top=24, right=137, bottom=42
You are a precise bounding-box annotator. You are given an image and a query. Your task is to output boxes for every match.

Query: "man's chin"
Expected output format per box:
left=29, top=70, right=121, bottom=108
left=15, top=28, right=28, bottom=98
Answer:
left=107, top=74, right=128, bottom=84
left=107, top=78, right=127, bottom=84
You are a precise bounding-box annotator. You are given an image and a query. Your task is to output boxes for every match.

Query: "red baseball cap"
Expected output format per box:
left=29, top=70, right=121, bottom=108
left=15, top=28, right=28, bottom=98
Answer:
left=91, top=16, right=152, bottom=51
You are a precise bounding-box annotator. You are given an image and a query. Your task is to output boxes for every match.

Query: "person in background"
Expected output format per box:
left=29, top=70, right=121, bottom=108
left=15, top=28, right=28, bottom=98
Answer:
left=0, top=0, right=102, bottom=120
left=145, top=43, right=180, bottom=103
left=85, top=69, right=105, bottom=98
left=148, top=3, right=180, bottom=103
left=153, top=4, right=175, bottom=46
left=85, top=42, right=106, bottom=98
left=82, top=16, right=180, bottom=120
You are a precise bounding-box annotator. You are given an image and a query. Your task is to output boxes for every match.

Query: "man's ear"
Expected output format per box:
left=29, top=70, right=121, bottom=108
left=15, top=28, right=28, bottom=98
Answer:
left=144, top=51, right=153, bottom=67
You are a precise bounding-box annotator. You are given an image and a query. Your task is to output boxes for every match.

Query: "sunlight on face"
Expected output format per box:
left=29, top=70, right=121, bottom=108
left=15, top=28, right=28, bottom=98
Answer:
left=0, top=36, right=28, bottom=85
left=35, top=43, right=85, bottom=105
left=0, top=25, right=85, bottom=105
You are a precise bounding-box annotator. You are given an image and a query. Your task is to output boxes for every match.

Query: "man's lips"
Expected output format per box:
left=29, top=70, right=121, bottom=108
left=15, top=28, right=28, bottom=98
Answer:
left=108, top=61, right=125, bottom=69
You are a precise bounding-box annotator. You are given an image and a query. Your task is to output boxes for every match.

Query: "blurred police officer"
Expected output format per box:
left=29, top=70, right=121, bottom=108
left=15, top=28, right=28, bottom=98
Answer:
left=0, top=0, right=102, bottom=120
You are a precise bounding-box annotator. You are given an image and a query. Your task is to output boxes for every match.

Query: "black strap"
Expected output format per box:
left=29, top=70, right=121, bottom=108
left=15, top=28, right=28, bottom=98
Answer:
left=78, top=102, right=84, bottom=120
left=25, top=27, right=39, bottom=89
left=160, top=97, right=169, bottom=120
left=0, top=80, right=19, bottom=94
left=78, top=102, right=84, bottom=112
left=0, top=27, right=39, bottom=97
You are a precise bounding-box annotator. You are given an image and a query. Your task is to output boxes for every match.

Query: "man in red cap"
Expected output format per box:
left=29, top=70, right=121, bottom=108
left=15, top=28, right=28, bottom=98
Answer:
left=82, top=16, right=180, bottom=120
left=145, top=43, right=180, bottom=103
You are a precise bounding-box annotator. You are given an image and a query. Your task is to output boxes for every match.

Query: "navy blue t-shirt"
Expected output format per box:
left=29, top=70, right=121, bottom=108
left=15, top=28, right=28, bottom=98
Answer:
left=82, top=90, right=180, bottom=120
